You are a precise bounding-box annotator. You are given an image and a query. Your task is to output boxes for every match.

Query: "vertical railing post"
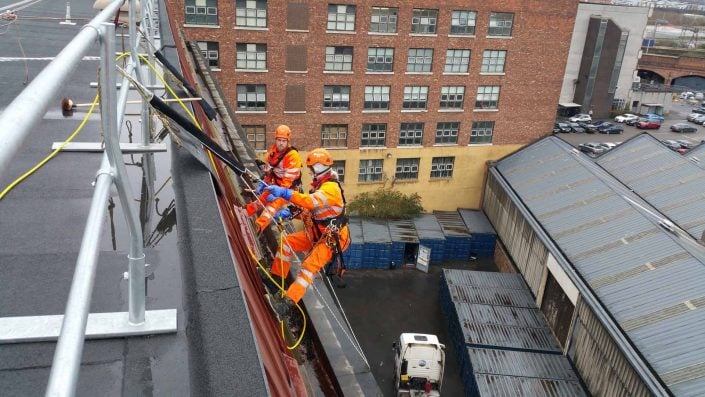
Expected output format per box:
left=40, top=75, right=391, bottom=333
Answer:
left=99, top=22, right=147, bottom=325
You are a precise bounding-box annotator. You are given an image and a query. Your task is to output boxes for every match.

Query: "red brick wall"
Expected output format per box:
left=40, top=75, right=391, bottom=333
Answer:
left=168, top=0, right=578, bottom=150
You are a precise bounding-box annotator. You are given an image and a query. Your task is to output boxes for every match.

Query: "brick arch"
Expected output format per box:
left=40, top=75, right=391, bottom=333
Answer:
left=637, top=68, right=666, bottom=84
left=638, top=54, right=705, bottom=85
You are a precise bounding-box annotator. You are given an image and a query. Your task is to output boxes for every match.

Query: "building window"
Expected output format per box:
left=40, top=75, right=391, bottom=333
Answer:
left=471, top=121, right=494, bottom=144
left=243, top=125, right=266, bottom=150
left=399, top=123, right=424, bottom=146
left=481, top=50, right=507, bottom=73
left=612, top=98, right=627, bottom=111
left=395, top=158, right=419, bottom=180
left=403, top=86, right=428, bottom=110
left=475, top=86, right=500, bottom=109
left=367, top=47, right=394, bottom=72
left=440, top=86, right=465, bottom=109
left=488, top=12, right=513, bottom=36
left=431, top=157, right=454, bottom=178
left=364, top=86, right=390, bottom=110
left=359, top=159, right=383, bottom=182
left=435, top=122, right=459, bottom=144
left=323, top=86, right=350, bottom=110
left=361, top=123, right=387, bottom=147
left=370, top=7, right=398, bottom=33
left=236, top=43, right=266, bottom=70
left=444, top=49, right=470, bottom=73
left=450, top=10, right=476, bottom=35
left=321, top=124, right=348, bottom=148
left=327, top=4, right=356, bottom=31
left=333, top=160, right=345, bottom=182
left=197, top=41, right=219, bottom=68
left=325, top=46, right=353, bottom=71
left=236, top=0, right=267, bottom=28
left=236, top=84, right=266, bottom=111
left=406, top=48, right=433, bottom=73
left=185, top=0, right=218, bottom=25
left=411, top=9, right=438, bottom=34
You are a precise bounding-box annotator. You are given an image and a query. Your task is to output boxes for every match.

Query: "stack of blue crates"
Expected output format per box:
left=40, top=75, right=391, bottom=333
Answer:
left=388, top=219, right=419, bottom=266
left=459, top=209, right=497, bottom=257
left=412, top=214, right=446, bottom=264
left=361, top=218, right=392, bottom=269
left=434, top=210, right=472, bottom=261
left=343, top=218, right=363, bottom=269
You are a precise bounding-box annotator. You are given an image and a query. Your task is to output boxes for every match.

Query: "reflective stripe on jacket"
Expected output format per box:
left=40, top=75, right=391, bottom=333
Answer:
left=291, top=180, right=345, bottom=235
left=263, top=145, right=301, bottom=188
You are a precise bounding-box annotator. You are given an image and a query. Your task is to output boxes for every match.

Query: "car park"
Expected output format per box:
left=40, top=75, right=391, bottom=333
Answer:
left=567, top=122, right=585, bottom=133
left=676, top=139, right=696, bottom=150
left=586, top=120, right=610, bottom=133
left=614, top=113, right=639, bottom=123
left=636, top=119, right=661, bottom=129
left=642, top=113, right=665, bottom=122
left=671, top=123, right=698, bottom=133
left=569, top=113, right=592, bottom=123
left=625, top=117, right=641, bottom=126
left=688, top=114, right=705, bottom=124
left=692, top=107, right=705, bottom=115
left=553, top=122, right=572, bottom=133
left=599, top=124, right=624, bottom=134
left=579, top=142, right=606, bottom=155
left=599, top=142, right=617, bottom=151
left=662, top=140, right=688, bottom=154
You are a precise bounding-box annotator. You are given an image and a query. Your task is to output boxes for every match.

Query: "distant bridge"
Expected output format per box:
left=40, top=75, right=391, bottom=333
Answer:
left=638, top=53, right=705, bottom=87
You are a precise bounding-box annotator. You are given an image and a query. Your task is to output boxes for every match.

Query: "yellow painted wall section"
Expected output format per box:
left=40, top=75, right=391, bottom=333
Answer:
left=262, top=145, right=524, bottom=212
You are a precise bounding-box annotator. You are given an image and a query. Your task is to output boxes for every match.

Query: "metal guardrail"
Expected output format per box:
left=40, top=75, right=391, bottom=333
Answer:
left=0, top=1, right=176, bottom=396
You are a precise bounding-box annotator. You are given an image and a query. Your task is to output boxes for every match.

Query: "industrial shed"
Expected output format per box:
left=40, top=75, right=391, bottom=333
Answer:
left=484, top=136, right=705, bottom=396
left=687, top=143, right=705, bottom=170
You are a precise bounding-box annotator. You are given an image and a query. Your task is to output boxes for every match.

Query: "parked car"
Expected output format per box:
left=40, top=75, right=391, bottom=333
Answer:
left=662, top=140, right=688, bottom=154
left=625, top=117, right=641, bottom=126
left=642, top=113, right=665, bottom=122
left=553, top=122, right=572, bottom=133
left=569, top=113, right=592, bottom=123
left=599, top=142, right=617, bottom=151
left=614, top=113, right=639, bottom=123
left=636, top=119, right=661, bottom=129
left=676, top=139, right=696, bottom=150
left=579, top=142, right=607, bottom=155
left=586, top=120, right=611, bottom=133
left=671, top=123, right=698, bottom=133
left=692, top=107, right=705, bottom=115
left=599, top=125, right=624, bottom=134
left=689, top=114, right=705, bottom=124
left=567, top=122, right=585, bottom=133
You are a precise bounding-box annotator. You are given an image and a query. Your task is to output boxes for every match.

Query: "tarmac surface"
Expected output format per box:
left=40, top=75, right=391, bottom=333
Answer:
left=336, top=259, right=498, bottom=397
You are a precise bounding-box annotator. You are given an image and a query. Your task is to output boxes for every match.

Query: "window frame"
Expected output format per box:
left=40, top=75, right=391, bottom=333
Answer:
left=475, top=85, right=501, bottom=110
left=406, top=48, right=434, bottom=73
left=411, top=8, right=438, bottom=34
left=450, top=10, right=476, bottom=35
left=332, top=160, right=346, bottom=182
left=185, top=0, right=218, bottom=25
left=398, top=122, right=424, bottom=146
left=325, top=46, right=354, bottom=72
left=322, top=85, right=351, bottom=111
left=395, top=158, right=420, bottom=181
left=327, top=4, right=356, bottom=32
left=197, top=41, right=220, bottom=68
left=236, top=43, right=267, bottom=70
left=236, top=84, right=267, bottom=111
left=402, top=86, right=429, bottom=110
left=440, top=86, right=465, bottom=110
left=369, top=7, right=398, bottom=33
left=435, top=122, right=460, bottom=144
left=358, top=159, right=384, bottom=182
left=471, top=121, right=494, bottom=144
left=481, top=50, right=507, bottom=73
left=235, top=0, right=267, bottom=28
left=321, top=124, right=348, bottom=148
left=488, top=12, right=514, bottom=37
left=364, top=85, right=390, bottom=110
left=360, top=123, right=387, bottom=147
left=367, top=47, right=394, bottom=72
left=444, top=49, right=470, bottom=73
left=430, top=156, right=455, bottom=178
left=243, top=125, right=267, bottom=150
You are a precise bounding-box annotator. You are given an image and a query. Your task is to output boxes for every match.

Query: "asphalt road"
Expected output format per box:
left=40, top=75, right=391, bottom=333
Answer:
left=556, top=101, right=705, bottom=150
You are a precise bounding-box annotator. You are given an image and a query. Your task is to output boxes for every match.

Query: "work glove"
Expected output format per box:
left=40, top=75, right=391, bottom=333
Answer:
left=274, top=207, right=292, bottom=222
left=255, top=180, right=267, bottom=195
left=266, top=185, right=293, bottom=201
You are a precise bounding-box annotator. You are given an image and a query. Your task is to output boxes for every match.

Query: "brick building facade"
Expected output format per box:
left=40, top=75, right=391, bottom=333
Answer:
left=168, top=0, right=578, bottom=210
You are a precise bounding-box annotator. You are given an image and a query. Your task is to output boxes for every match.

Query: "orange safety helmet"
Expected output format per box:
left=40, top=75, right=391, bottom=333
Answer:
left=306, top=148, right=334, bottom=167
left=274, top=125, right=291, bottom=140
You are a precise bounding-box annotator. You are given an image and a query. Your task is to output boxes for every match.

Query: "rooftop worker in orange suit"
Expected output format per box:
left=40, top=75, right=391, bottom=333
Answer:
left=246, top=125, right=302, bottom=233
left=264, top=148, right=350, bottom=315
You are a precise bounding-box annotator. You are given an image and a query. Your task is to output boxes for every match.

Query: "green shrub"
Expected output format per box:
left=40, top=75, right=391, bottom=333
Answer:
left=347, top=187, right=423, bottom=219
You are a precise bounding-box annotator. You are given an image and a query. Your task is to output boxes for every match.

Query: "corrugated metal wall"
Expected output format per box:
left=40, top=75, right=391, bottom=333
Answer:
left=483, top=173, right=547, bottom=295
left=571, top=298, right=652, bottom=396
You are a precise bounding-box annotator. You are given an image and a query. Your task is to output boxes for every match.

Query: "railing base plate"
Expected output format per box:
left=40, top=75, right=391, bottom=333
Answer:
left=0, top=309, right=177, bottom=344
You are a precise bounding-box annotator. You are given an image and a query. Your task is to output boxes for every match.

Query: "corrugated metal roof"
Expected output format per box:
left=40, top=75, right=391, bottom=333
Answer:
left=444, top=269, right=527, bottom=290
left=387, top=219, right=419, bottom=243
left=474, top=374, right=587, bottom=397
left=360, top=218, right=391, bottom=243
left=459, top=209, right=497, bottom=235
left=433, top=210, right=471, bottom=237
left=468, top=347, right=580, bottom=381
left=412, top=214, right=445, bottom=240
left=598, top=134, right=705, bottom=240
left=447, top=285, right=537, bottom=308
left=495, top=136, right=705, bottom=394
left=688, top=144, right=705, bottom=168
